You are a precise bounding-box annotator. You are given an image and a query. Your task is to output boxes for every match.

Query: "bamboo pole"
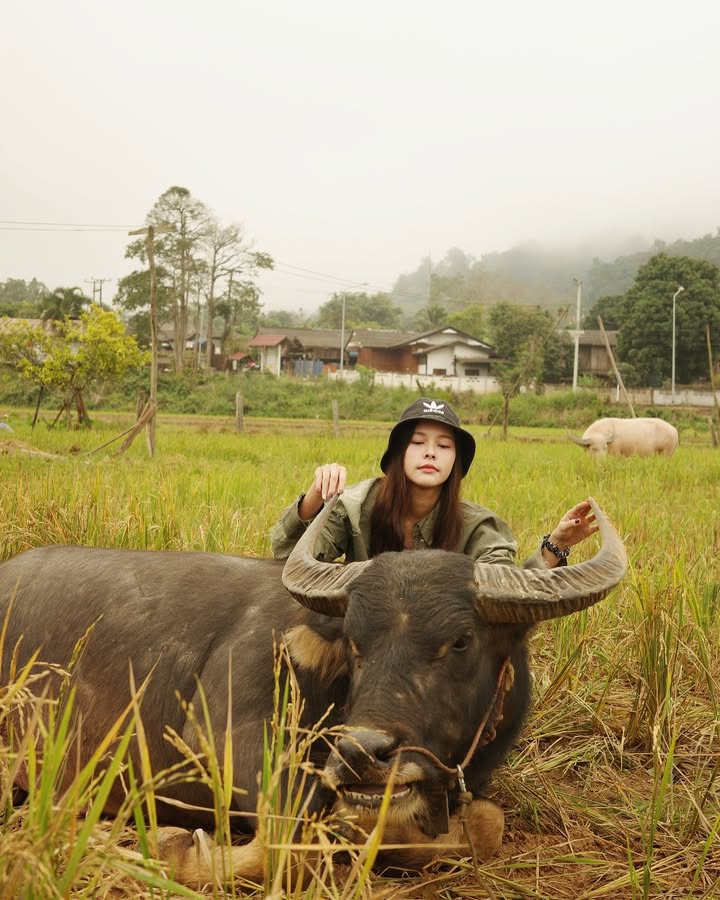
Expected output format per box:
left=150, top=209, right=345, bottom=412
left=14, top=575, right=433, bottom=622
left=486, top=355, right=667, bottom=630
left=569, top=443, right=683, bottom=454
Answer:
left=597, top=316, right=636, bottom=417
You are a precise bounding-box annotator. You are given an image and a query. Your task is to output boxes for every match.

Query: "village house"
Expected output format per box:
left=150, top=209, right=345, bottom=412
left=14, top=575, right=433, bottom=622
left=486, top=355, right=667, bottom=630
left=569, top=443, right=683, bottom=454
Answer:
left=563, top=329, right=619, bottom=379
left=248, top=327, right=344, bottom=376
left=248, top=325, right=495, bottom=377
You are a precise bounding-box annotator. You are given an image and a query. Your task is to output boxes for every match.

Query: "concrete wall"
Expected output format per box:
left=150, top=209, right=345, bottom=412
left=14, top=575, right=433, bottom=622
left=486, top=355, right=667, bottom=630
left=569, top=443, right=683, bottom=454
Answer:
left=331, top=370, right=502, bottom=394
left=330, top=370, right=720, bottom=407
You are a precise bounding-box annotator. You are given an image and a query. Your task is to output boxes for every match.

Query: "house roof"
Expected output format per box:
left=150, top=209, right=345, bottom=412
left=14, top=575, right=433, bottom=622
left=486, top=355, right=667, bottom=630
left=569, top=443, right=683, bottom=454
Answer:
left=346, top=328, right=419, bottom=349
left=250, top=327, right=344, bottom=348
left=565, top=329, right=618, bottom=346
left=412, top=339, right=491, bottom=355
left=248, top=333, right=287, bottom=347
left=0, top=316, right=58, bottom=335
left=403, top=326, right=494, bottom=351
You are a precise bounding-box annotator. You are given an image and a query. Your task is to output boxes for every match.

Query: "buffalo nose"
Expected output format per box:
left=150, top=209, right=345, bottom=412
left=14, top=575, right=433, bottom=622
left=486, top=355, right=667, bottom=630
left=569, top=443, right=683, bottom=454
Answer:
left=335, top=729, right=395, bottom=770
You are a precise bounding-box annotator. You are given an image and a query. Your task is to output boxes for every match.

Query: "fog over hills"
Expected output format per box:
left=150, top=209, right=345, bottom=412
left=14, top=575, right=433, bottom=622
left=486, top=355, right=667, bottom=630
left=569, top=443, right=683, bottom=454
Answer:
left=382, top=229, right=720, bottom=322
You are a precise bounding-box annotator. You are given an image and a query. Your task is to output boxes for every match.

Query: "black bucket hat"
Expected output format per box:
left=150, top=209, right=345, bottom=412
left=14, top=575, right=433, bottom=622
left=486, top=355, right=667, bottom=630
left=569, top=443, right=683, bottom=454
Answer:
left=380, top=398, right=476, bottom=477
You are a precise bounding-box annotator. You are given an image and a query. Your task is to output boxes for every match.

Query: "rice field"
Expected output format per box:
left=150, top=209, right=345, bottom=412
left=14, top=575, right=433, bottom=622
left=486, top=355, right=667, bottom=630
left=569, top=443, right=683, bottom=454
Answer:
left=1, top=412, right=718, bottom=898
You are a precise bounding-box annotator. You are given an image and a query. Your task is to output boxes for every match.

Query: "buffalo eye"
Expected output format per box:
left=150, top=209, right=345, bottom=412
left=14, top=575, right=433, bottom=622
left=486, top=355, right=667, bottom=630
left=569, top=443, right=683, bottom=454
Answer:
left=452, top=635, right=470, bottom=653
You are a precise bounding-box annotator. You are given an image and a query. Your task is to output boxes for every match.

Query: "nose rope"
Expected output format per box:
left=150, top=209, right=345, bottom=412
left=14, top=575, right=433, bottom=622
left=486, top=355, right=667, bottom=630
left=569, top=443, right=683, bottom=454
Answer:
left=383, top=657, right=511, bottom=884
left=388, top=657, right=513, bottom=780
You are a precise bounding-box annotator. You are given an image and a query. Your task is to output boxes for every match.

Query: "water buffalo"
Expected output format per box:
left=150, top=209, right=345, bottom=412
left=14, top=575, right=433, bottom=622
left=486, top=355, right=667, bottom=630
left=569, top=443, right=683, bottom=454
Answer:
left=0, top=497, right=626, bottom=884
left=569, top=417, right=679, bottom=458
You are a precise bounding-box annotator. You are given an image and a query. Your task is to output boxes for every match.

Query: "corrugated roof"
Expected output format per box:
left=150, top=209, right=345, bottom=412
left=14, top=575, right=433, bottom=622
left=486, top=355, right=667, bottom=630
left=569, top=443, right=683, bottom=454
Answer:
left=346, top=328, right=419, bottom=349
left=564, top=329, right=618, bottom=346
left=0, top=316, right=58, bottom=335
left=253, top=326, right=342, bottom=346
left=248, top=333, right=287, bottom=347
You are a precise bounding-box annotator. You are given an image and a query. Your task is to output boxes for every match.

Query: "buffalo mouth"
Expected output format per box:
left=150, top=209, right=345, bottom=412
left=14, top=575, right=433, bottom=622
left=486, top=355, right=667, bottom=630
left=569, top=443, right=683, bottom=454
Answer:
left=339, top=780, right=416, bottom=809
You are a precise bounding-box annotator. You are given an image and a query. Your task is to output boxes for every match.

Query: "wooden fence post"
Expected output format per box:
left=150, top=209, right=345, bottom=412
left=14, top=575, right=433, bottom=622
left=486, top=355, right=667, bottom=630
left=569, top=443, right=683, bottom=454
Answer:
left=332, top=400, right=340, bottom=437
left=706, top=325, right=720, bottom=447
left=236, top=392, right=244, bottom=434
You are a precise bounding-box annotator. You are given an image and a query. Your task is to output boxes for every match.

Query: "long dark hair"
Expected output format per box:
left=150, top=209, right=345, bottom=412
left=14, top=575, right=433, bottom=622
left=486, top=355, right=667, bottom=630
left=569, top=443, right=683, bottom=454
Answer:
left=369, top=421, right=464, bottom=556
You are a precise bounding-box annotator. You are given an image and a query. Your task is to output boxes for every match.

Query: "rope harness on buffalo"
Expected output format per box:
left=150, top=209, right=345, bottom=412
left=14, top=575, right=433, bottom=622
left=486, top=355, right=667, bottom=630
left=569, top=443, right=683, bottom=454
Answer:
left=389, top=656, right=513, bottom=782
left=389, top=656, right=513, bottom=879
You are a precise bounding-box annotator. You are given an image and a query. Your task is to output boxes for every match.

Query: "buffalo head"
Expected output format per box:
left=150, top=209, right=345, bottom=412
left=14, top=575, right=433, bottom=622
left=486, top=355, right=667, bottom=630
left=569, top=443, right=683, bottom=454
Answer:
left=281, top=496, right=627, bottom=838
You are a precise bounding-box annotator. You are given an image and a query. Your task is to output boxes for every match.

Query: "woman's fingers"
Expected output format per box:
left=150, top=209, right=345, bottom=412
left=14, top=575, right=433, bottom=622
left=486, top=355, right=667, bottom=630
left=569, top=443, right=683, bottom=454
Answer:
left=314, top=463, right=347, bottom=500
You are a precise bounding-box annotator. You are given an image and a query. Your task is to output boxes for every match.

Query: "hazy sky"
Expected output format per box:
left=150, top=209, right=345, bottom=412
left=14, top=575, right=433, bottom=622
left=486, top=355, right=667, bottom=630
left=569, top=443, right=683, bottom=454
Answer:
left=2, top=0, right=719, bottom=312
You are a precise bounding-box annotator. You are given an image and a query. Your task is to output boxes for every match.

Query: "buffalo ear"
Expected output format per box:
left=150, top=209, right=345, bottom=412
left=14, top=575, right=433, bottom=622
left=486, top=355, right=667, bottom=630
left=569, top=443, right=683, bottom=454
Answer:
left=283, top=624, right=349, bottom=685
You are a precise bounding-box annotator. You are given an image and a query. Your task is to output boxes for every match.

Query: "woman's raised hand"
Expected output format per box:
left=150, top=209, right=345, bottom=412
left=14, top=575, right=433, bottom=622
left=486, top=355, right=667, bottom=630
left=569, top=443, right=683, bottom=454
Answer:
left=298, top=464, right=347, bottom=521
left=550, top=499, right=599, bottom=549
left=313, top=463, right=347, bottom=501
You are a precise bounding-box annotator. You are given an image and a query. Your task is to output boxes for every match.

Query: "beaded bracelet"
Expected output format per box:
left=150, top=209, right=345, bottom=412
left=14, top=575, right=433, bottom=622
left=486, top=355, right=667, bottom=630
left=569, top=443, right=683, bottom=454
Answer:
left=541, top=534, right=571, bottom=559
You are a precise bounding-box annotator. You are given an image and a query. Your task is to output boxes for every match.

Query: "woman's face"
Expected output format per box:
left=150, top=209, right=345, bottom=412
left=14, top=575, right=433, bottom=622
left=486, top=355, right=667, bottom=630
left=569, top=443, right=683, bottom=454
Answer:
left=402, top=420, right=457, bottom=489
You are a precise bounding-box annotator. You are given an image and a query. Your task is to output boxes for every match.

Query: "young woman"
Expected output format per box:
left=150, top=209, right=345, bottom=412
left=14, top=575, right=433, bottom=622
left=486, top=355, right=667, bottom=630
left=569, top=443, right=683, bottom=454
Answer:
left=271, top=397, right=596, bottom=567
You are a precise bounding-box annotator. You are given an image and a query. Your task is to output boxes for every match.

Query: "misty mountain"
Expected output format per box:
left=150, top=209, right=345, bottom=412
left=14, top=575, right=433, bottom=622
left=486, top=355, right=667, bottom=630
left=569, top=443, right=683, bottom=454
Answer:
left=389, top=229, right=720, bottom=320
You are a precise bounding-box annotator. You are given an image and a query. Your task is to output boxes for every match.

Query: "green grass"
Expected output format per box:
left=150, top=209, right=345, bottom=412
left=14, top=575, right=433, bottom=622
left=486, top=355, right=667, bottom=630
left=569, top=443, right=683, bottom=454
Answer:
left=1, top=414, right=718, bottom=898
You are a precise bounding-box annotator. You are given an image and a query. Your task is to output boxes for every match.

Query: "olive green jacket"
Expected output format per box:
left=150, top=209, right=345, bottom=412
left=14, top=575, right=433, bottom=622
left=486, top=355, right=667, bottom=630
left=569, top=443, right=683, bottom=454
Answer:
left=270, top=477, right=551, bottom=569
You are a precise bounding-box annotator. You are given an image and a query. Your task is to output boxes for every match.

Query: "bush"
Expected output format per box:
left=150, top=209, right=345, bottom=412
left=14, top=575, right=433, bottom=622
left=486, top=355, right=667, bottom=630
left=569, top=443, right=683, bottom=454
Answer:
left=0, top=369, right=709, bottom=432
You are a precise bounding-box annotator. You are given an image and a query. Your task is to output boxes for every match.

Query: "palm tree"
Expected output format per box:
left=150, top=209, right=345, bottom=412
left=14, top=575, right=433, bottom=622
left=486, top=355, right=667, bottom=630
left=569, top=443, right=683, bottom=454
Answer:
left=414, top=302, right=448, bottom=331
left=40, top=286, right=91, bottom=321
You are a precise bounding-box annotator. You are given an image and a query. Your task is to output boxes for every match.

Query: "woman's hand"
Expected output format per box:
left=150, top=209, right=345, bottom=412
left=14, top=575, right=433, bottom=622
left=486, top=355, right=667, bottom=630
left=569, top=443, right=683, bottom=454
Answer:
left=298, top=464, right=347, bottom=521
left=541, top=500, right=599, bottom=567
left=551, top=500, right=598, bottom=549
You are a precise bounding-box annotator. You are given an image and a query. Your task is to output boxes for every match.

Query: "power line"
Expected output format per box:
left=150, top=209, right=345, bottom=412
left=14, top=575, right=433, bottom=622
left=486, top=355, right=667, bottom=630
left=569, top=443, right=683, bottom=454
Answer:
left=0, top=219, right=140, bottom=230
left=0, top=218, right=427, bottom=300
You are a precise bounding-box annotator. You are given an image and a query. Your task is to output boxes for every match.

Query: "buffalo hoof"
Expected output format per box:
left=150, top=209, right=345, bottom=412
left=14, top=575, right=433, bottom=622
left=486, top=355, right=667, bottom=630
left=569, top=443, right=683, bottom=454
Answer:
left=375, top=798, right=504, bottom=873
left=151, top=826, right=265, bottom=887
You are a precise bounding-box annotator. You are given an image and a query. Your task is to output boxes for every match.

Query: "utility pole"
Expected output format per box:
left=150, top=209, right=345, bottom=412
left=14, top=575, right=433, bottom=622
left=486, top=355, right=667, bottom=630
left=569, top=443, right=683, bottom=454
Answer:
left=572, top=278, right=582, bottom=391
left=671, top=285, right=685, bottom=402
left=128, top=223, right=172, bottom=456
left=339, top=293, right=346, bottom=373
left=427, top=252, right=432, bottom=308
left=85, top=277, right=110, bottom=305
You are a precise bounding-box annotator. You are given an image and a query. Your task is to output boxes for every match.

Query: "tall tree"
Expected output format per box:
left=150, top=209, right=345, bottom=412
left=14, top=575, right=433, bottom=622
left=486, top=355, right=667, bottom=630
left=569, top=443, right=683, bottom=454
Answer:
left=316, top=292, right=403, bottom=330
left=581, top=294, right=626, bottom=331
left=447, top=304, right=486, bottom=340
left=215, top=279, right=264, bottom=347
left=203, top=223, right=273, bottom=367
left=123, top=187, right=272, bottom=370
left=115, top=267, right=174, bottom=346
left=126, top=186, right=211, bottom=371
left=488, top=303, right=571, bottom=435
left=616, top=253, right=720, bottom=386
left=0, top=278, right=48, bottom=316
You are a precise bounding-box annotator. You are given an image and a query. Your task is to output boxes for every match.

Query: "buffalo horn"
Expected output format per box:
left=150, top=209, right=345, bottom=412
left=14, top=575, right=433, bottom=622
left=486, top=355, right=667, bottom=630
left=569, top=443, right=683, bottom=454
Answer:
left=567, top=431, right=591, bottom=446
left=282, top=495, right=371, bottom=616
left=472, top=497, right=627, bottom=624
